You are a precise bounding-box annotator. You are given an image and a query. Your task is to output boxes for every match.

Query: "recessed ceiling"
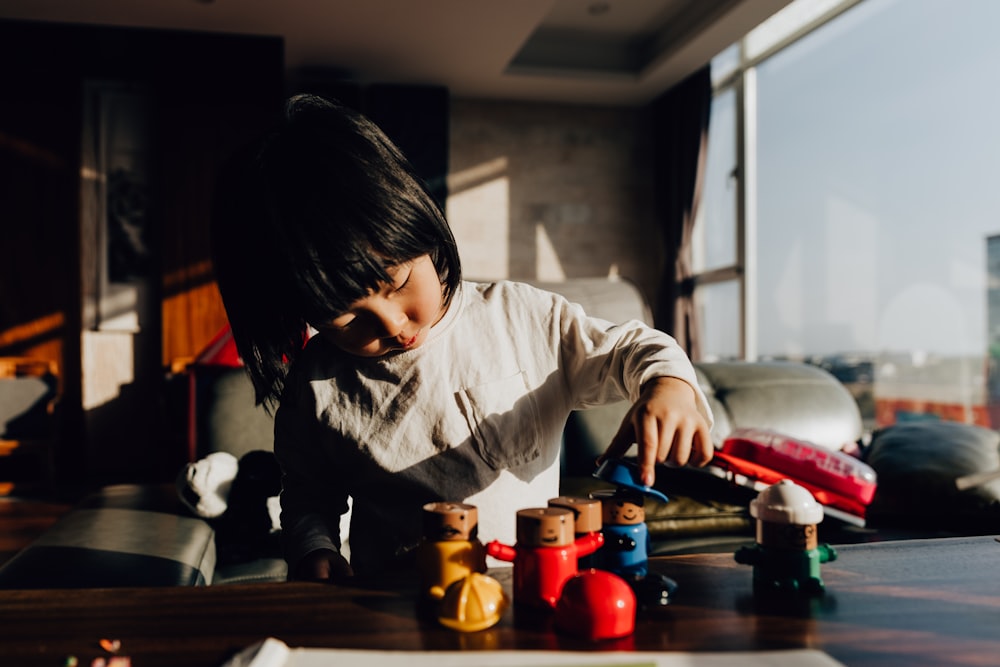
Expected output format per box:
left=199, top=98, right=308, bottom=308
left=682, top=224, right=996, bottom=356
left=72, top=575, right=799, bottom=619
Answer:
left=0, top=0, right=792, bottom=106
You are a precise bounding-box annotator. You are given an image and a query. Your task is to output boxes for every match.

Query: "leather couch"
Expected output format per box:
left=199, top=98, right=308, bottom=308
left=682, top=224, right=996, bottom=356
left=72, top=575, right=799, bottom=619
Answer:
left=0, top=279, right=866, bottom=589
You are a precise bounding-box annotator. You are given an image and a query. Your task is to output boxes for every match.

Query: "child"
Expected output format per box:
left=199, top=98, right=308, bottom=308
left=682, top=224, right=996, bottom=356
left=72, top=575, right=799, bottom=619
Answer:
left=210, top=94, right=714, bottom=582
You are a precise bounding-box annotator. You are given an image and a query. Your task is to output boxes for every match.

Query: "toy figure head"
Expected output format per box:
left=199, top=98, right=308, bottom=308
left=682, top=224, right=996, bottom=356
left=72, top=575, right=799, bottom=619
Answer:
left=515, top=507, right=574, bottom=548
left=750, top=480, right=824, bottom=551
left=758, top=521, right=818, bottom=551
left=548, top=496, right=602, bottom=534
left=591, top=489, right=645, bottom=526
left=422, top=502, right=479, bottom=542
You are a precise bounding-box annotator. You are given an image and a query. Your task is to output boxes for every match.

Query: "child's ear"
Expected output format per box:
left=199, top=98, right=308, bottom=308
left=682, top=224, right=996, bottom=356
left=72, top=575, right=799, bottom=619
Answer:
left=176, top=451, right=240, bottom=519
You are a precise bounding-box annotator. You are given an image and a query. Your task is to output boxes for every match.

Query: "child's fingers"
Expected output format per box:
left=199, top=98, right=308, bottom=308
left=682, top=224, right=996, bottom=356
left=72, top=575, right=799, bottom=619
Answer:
left=636, top=411, right=660, bottom=487
left=690, top=422, right=715, bottom=466
left=665, top=426, right=692, bottom=467
left=600, top=412, right=639, bottom=464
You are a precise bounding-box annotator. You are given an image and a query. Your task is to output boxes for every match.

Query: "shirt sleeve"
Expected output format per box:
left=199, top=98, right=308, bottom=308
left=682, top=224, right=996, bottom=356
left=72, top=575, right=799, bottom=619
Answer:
left=273, top=375, right=351, bottom=572
left=551, top=290, right=714, bottom=427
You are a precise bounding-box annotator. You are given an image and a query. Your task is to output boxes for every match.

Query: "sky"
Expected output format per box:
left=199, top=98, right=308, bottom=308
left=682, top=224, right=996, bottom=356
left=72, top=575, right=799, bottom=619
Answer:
left=743, top=0, right=1000, bottom=359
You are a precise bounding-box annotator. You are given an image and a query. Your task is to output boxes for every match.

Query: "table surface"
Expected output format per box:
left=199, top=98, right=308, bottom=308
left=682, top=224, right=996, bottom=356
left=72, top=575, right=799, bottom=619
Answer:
left=1, top=535, right=998, bottom=667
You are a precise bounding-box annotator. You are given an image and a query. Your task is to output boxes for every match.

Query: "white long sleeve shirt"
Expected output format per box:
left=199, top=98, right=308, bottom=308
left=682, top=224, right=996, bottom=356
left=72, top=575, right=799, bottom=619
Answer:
left=275, top=280, right=712, bottom=576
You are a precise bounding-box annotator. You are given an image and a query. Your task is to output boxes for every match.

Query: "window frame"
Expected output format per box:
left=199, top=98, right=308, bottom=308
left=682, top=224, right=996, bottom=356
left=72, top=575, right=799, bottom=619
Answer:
left=693, top=0, right=865, bottom=361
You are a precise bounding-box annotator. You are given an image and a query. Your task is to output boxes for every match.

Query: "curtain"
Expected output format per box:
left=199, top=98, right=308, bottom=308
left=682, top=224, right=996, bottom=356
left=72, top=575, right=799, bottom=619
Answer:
left=650, top=65, right=712, bottom=359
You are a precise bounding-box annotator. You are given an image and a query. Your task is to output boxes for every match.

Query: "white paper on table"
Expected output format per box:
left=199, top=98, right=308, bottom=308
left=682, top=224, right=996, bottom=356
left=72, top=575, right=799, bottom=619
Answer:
left=222, top=638, right=846, bottom=667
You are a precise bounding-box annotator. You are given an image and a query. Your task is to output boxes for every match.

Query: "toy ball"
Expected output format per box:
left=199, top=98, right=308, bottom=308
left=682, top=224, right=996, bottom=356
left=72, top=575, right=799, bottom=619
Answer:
left=437, top=573, right=509, bottom=632
left=554, top=569, right=636, bottom=640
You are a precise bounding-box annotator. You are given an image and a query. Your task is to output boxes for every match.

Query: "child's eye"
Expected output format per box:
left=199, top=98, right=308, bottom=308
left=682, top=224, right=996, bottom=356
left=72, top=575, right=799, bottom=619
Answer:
left=391, top=268, right=412, bottom=292
left=330, top=314, right=356, bottom=330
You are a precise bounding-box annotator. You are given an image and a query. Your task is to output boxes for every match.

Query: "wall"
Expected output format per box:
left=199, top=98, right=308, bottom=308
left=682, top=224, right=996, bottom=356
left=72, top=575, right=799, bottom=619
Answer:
left=447, top=99, right=664, bottom=303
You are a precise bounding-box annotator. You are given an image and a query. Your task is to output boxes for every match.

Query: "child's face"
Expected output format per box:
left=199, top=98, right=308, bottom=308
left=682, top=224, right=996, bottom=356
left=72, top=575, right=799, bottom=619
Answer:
left=314, top=254, right=447, bottom=357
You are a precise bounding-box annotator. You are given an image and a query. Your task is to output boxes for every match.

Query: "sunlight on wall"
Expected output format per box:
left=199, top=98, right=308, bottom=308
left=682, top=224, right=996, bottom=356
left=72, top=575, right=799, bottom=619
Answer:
left=0, top=313, right=64, bottom=349
left=82, top=331, right=134, bottom=409
left=535, top=224, right=565, bottom=282
left=446, top=157, right=510, bottom=280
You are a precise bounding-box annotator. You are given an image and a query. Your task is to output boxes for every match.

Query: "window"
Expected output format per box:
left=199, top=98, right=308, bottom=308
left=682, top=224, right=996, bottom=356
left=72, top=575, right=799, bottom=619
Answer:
left=696, top=0, right=1000, bottom=432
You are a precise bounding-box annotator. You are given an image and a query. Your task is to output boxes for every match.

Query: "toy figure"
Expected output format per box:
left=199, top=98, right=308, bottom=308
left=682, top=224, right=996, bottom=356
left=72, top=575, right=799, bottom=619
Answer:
left=416, top=502, right=487, bottom=600
left=735, top=479, right=838, bottom=596
left=548, top=496, right=602, bottom=569
left=591, top=459, right=678, bottom=607
left=486, top=507, right=603, bottom=609
left=590, top=488, right=649, bottom=578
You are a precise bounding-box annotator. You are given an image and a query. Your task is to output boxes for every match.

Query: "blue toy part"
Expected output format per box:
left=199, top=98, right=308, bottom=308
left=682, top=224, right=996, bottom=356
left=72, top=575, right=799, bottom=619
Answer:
left=593, top=459, right=669, bottom=504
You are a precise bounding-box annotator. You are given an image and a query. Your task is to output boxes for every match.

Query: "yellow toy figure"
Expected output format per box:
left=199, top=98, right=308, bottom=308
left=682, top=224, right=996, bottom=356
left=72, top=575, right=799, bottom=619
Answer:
left=735, top=479, right=838, bottom=596
left=548, top=496, right=603, bottom=569
left=416, top=502, right=487, bottom=600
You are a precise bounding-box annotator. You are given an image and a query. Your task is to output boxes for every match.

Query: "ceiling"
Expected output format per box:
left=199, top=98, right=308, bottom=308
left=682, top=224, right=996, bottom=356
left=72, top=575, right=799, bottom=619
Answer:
left=0, top=0, right=792, bottom=106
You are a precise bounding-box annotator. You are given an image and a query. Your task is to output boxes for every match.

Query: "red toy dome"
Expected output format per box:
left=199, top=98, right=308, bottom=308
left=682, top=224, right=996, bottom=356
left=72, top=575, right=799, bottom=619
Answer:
left=554, top=569, right=636, bottom=640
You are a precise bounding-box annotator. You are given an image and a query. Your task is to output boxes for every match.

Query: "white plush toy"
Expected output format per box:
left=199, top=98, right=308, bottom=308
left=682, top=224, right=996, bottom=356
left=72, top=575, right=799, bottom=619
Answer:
left=177, top=451, right=241, bottom=519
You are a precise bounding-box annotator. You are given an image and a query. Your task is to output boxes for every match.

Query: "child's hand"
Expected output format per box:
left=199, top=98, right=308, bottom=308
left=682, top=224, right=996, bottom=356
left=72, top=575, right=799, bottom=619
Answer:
left=293, top=548, right=354, bottom=583
left=601, top=376, right=713, bottom=487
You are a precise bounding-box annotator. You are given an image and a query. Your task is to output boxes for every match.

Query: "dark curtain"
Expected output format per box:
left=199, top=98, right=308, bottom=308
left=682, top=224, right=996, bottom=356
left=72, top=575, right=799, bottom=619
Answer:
left=650, top=65, right=712, bottom=359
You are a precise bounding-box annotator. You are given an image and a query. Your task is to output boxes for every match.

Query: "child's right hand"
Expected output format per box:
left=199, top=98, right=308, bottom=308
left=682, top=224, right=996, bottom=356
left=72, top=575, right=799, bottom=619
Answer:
left=293, top=548, right=354, bottom=583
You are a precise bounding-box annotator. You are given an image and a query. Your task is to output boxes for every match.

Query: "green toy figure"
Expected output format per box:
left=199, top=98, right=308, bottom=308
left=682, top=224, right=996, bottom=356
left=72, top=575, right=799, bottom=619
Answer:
left=735, top=479, right=837, bottom=596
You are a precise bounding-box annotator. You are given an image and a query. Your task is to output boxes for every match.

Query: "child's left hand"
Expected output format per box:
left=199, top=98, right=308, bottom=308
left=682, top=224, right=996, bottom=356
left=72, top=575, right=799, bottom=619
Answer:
left=600, top=376, right=713, bottom=488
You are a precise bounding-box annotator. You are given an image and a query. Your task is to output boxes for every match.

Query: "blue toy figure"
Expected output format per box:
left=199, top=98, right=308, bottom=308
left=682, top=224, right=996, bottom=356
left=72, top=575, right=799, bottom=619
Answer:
left=591, top=488, right=649, bottom=578
left=735, top=479, right=837, bottom=596
left=590, top=459, right=677, bottom=607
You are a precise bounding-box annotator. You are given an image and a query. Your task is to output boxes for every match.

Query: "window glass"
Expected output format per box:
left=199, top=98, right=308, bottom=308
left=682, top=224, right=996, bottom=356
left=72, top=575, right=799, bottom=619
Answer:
left=710, top=44, right=740, bottom=85
left=745, top=0, right=853, bottom=60
left=694, top=87, right=737, bottom=273
left=696, top=280, right=741, bottom=362
left=754, top=0, right=1000, bottom=428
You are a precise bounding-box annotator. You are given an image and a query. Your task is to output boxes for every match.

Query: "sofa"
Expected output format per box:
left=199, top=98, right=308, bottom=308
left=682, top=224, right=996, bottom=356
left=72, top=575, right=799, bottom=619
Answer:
left=0, top=278, right=876, bottom=589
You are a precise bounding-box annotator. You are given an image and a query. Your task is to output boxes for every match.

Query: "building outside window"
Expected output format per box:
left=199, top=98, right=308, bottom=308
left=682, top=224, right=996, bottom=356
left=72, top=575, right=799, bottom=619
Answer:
left=695, top=0, right=1000, bottom=433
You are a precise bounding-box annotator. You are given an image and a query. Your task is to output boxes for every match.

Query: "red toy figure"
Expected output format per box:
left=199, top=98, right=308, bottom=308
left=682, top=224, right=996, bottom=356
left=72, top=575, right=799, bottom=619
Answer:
left=548, top=496, right=603, bottom=569
left=486, top=507, right=603, bottom=609
left=416, top=502, right=487, bottom=600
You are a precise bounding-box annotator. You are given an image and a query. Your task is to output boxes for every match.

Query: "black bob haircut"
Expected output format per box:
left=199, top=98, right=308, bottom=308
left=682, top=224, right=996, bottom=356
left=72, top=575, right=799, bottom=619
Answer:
left=211, top=94, right=462, bottom=410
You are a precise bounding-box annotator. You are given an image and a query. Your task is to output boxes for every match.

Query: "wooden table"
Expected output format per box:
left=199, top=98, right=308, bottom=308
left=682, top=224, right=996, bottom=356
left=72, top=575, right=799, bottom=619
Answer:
left=1, top=535, right=998, bottom=666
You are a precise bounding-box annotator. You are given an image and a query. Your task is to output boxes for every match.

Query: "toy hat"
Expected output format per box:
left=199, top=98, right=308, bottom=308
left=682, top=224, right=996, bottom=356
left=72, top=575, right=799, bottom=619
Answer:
left=437, top=573, right=508, bottom=632
left=751, top=479, right=824, bottom=525
left=593, top=459, right=669, bottom=504
left=554, top=569, right=636, bottom=640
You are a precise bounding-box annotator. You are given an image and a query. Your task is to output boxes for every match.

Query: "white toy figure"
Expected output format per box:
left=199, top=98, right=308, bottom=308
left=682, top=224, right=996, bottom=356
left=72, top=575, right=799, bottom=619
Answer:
left=734, top=479, right=837, bottom=596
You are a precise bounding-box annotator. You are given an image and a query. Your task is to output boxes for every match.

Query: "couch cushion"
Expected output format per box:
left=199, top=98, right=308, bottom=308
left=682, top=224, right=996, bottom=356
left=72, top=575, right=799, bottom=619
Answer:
left=197, top=367, right=275, bottom=458
left=0, top=507, right=216, bottom=588
left=864, top=421, right=1000, bottom=531
left=0, top=484, right=217, bottom=589
left=696, top=361, right=863, bottom=450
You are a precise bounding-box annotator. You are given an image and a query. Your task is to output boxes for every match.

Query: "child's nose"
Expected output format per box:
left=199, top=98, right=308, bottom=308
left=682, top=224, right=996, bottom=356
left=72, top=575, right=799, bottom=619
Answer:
left=373, top=304, right=407, bottom=337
